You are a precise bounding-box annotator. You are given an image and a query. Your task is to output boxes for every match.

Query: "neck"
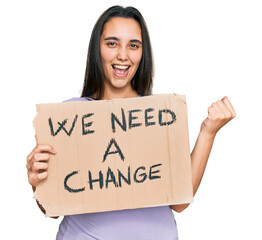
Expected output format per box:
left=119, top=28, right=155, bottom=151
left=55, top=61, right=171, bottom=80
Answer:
left=101, top=84, right=139, bottom=100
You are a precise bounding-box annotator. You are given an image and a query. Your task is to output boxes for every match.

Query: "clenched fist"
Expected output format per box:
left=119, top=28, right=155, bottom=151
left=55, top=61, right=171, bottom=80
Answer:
left=201, top=96, right=236, bottom=137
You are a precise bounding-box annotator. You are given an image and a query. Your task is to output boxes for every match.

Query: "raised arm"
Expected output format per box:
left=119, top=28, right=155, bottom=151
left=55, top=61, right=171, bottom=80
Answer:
left=170, top=96, right=236, bottom=212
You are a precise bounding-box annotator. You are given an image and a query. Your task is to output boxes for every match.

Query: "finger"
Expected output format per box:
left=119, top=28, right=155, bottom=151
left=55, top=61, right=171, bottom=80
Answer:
left=35, top=144, right=56, bottom=154
left=38, top=171, right=48, bottom=180
left=222, top=96, right=236, bottom=117
left=216, top=100, right=232, bottom=118
left=28, top=172, right=48, bottom=187
left=27, top=145, right=56, bottom=162
left=207, top=105, right=218, bottom=119
left=31, top=153, right=50, bottom=163
left=211, top=101, right=224, bottom=114
left=31, top=162, right=48, bottom=173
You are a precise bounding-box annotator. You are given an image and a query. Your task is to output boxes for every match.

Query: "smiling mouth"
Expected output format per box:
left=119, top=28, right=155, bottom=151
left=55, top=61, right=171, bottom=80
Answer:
left=112, top=64, right=130, bottom=77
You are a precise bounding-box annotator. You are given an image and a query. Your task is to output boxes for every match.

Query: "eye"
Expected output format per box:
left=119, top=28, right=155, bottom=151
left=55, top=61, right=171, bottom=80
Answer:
left=106, top=41, right=117, bottom=47
left=130, top=43, right=139, bottom=49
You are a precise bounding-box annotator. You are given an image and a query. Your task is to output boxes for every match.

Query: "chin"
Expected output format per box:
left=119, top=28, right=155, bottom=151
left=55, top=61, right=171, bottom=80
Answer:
left=110, top=78, right=130, bottom=89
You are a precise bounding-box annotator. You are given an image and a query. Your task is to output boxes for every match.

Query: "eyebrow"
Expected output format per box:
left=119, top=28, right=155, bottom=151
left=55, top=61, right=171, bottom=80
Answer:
left=104, top=36, right=142, bottom=45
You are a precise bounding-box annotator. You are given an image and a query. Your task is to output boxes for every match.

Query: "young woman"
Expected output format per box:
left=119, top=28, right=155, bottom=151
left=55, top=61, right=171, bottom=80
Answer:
left=26, top=5, right=236, bottom=240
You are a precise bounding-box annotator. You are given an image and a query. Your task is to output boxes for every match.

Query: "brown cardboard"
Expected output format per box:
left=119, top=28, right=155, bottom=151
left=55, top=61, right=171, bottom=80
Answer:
left=33, top=94, right=193, bottom=217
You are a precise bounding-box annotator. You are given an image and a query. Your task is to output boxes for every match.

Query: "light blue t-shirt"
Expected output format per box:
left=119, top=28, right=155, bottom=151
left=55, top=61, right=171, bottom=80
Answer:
left=56, top=97, right=179, bottom=240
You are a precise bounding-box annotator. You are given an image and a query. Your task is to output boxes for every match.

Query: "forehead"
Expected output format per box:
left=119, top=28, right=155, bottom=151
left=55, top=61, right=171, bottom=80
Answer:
left=102, top=17, right=142, bottom=40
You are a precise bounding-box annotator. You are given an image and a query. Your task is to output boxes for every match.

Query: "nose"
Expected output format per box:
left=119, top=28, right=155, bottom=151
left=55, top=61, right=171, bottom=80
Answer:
left=117, top=47, right=128, bottom=61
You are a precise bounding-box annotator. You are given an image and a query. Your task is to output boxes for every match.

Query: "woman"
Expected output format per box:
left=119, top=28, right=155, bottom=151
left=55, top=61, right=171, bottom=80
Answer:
left=26, top=5, right=236, bottom=240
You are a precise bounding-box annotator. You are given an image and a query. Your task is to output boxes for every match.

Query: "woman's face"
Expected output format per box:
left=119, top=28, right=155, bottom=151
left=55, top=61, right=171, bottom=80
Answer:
left=100, top=17, right=142, bottom=96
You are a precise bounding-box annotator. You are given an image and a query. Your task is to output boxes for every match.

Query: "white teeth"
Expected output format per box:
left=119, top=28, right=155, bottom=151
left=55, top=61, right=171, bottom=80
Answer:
left=113, top=65, right=129, bottom=70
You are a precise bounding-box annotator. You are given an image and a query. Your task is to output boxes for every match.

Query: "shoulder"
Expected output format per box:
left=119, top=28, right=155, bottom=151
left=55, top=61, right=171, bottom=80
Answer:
left=63, top=97, right=93, bottom=102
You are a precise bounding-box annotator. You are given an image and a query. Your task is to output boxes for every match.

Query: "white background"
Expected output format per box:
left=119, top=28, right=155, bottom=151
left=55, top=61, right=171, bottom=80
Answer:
left=1, top=0, right=261, bottom=239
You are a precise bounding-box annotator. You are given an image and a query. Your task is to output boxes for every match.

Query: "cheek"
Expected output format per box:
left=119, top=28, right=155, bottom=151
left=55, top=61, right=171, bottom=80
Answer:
left=100, top=47, right=116, bottom=64
left=130, top=50, right=143, bottom=65
left=100, top=50, right=114, bottom=77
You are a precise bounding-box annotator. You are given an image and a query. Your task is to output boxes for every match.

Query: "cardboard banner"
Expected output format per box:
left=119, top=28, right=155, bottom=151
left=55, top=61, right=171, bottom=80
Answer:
left=34, top=94, right=193, bottom=217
